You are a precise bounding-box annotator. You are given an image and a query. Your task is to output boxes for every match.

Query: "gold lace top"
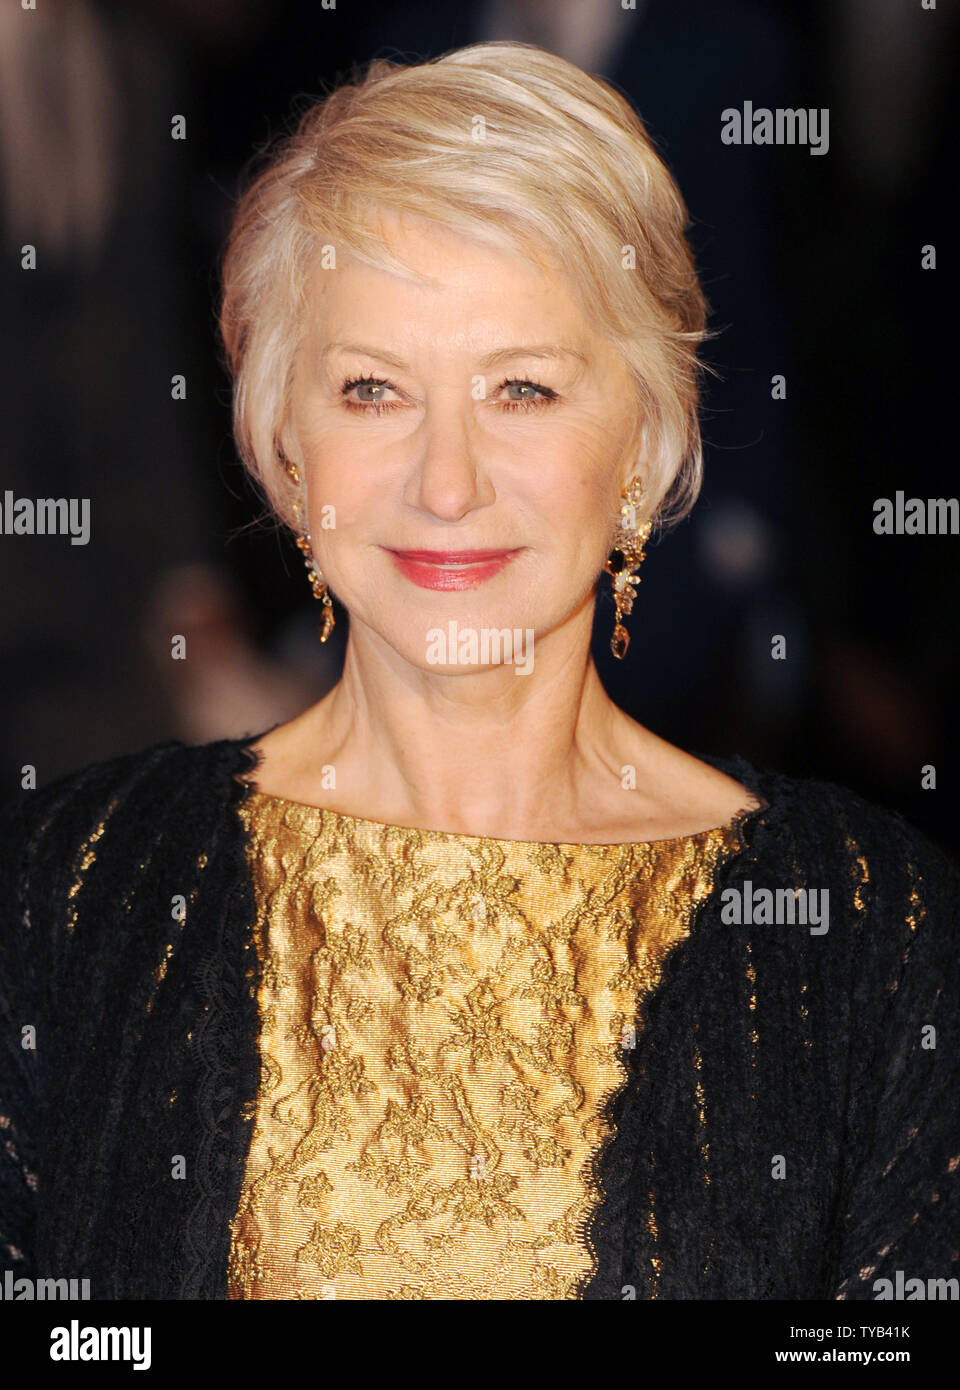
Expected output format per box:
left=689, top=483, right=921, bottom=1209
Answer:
left=227, top=791, right=746, bottom=1300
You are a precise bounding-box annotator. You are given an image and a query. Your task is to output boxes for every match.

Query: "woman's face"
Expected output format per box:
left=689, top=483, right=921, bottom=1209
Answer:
left=284, top=209, right=644, bottom=672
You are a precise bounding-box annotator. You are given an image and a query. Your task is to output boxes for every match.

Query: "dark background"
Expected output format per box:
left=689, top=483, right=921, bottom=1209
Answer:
left=1, top=0, right=956, bottom=850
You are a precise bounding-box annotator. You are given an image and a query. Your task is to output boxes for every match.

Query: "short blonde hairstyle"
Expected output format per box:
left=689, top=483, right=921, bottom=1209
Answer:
left=220, top=41, right=708, bottom=535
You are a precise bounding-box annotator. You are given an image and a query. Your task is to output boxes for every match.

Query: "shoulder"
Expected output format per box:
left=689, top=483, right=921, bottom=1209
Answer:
left=611, top=723, right=765, bottom=838
left=706, top=752, right=959, bottom=927
left=0, top=732, right=263, bottom=882
left=696, top=759, right=960, bottom=1087
left=0, top=732, right=267, bottom=994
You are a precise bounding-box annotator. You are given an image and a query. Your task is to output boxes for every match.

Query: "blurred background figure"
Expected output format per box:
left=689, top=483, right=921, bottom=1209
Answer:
left=1, top=0, right=956, bottom=849
left=142, top=561, right=332, bottom=745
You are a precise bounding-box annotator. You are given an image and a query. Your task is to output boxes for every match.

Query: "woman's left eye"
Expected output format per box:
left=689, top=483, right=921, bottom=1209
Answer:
left=498, top=378, right=558, bottom=411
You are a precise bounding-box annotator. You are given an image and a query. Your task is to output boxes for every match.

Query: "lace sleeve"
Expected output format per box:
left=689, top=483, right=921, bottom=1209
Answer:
left=833, top=831, right=960, bottom=1300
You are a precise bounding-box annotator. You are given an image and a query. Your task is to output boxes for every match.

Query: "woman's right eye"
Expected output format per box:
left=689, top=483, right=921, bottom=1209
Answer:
left=340, top=375, right=402, bottom=414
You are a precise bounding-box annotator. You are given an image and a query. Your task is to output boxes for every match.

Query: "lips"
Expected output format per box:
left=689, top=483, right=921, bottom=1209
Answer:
left=385, top=547, right=521, bottom=591
left=392, top=549, right=513, bottom=564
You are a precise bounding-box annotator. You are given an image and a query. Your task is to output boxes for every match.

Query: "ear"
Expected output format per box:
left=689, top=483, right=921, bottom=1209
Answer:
left=618, top=416, right=648, bottom=495
left=272, top=417, right=304, bottom=534
left=276, top=417, right=301, bottom=468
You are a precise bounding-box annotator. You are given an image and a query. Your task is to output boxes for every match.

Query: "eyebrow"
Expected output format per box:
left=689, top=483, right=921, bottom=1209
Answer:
left=320, top=342, right=588, bottom=370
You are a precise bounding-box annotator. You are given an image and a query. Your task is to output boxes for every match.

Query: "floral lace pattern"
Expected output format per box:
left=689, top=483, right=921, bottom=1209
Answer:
left=227, top=793, right=743, bottom=1300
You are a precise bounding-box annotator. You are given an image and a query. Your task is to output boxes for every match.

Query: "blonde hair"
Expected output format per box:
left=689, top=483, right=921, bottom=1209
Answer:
left=220, top=41, right=709, bottom=535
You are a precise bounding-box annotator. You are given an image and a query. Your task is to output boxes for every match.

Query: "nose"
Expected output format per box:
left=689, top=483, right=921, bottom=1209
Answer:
left=402, top=392, right=496, bottom=521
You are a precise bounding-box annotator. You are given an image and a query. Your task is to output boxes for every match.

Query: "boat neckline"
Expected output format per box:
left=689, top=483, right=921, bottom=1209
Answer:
left=238, top=784, right=768, bottom=851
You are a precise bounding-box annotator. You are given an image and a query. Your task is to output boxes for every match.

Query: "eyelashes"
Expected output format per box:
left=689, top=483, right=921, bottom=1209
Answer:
left=339, top=374, right=559, bottom=416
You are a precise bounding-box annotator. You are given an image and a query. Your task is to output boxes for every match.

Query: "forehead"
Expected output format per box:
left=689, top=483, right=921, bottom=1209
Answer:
left=300, top=209, right=592, bottom=341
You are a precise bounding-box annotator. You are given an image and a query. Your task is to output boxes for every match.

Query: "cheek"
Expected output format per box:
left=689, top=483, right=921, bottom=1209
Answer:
left=533, top=425, right=622, bottom=529
left=295, top=416, right=375, bottom=532
left=308, top=474, right=376, bottom=542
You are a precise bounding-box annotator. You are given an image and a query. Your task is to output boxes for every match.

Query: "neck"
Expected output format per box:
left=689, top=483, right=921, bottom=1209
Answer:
left=296, top=604, right=636, bottom=840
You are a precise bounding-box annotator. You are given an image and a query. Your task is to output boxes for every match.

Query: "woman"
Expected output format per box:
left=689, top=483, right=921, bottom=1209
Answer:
left=1, top=42, right=957, bottom=1302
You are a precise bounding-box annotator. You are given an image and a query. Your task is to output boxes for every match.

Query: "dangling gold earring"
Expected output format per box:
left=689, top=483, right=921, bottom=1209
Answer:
left=602, top=475, right=651, bottom=660
left=279, top=447, right=336, bottom=643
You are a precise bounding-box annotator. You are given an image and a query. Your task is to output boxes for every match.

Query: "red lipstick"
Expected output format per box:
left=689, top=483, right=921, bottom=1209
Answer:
left=386, top=548, right=521, bottom=591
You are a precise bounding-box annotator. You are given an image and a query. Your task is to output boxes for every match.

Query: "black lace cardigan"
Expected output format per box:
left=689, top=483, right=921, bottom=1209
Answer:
left=1, top=732, right=958, bottom=1300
